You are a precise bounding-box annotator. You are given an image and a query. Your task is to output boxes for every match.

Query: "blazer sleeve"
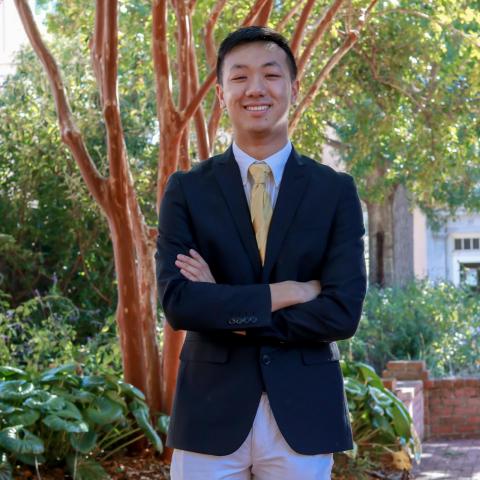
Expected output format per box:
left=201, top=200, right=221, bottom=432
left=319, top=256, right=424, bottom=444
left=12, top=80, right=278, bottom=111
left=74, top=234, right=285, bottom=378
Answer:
left=255, top=173, right=367, bottom=343
left=155, top=172, right=272, bottom=333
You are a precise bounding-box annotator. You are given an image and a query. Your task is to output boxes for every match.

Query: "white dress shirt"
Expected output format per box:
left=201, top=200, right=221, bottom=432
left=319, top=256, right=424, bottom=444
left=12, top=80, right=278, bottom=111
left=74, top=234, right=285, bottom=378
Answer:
left=232, top=140, right=292, bottom=208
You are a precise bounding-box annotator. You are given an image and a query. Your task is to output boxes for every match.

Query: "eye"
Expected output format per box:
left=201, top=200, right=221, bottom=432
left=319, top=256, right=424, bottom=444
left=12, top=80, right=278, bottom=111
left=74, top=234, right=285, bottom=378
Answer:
left=266, top=74, right=281, bottom=78
left=231, top=76, right=247, bottom=81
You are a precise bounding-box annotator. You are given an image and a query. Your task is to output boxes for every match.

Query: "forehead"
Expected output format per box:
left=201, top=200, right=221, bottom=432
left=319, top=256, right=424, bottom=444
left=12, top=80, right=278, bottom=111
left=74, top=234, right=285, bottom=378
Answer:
left=223, top=41, right=289, bottom=71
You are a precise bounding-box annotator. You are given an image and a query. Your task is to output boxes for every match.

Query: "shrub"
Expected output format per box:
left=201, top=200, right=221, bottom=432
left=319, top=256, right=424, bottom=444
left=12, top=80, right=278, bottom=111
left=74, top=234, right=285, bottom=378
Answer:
left=0, top=291, right=122, bottom=376
left=340, top=280, right=480, bottom=377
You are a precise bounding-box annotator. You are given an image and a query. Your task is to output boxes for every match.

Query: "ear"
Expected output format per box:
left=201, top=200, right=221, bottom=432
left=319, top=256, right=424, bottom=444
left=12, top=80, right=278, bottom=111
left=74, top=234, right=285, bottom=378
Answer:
left=216, top=83, right=225, bottom=109
left=291, top=79, right=300, bottom=104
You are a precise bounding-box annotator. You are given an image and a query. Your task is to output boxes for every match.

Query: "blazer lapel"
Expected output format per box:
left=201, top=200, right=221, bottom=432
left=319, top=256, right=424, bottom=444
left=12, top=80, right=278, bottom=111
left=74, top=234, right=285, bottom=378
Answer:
left=262, top=148, right=310, bottom=282
left=213, top=147, right=262, bottom=277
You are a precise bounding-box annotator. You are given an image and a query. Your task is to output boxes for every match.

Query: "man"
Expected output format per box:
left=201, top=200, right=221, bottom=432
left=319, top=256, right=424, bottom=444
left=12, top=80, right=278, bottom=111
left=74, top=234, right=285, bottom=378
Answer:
left=156, top=26, right=367, bottom=480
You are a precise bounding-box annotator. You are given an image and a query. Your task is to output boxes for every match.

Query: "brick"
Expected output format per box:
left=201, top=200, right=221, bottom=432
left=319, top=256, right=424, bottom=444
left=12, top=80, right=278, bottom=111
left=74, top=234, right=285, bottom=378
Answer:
left=453, top=405, right=478, bottom=416
left=430, top=424, right=455, bottom=435
left=455, top=423, right=480, bottom=433
left=456, top=387, right=478, bottom=397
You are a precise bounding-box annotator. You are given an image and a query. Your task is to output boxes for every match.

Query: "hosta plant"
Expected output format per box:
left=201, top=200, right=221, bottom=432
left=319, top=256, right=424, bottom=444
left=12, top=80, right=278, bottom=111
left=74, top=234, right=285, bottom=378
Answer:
left=0, top=364, right=166, bottom=479
left=333, top=361, right=421, bottom=479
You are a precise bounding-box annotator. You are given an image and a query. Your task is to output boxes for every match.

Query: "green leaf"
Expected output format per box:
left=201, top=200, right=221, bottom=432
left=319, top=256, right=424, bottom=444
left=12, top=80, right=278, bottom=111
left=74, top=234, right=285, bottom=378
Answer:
left=15, top=453, right=46, bottom=467
left=130, top=400, right=162, bottom=453
left=344, top=377, right=367, bottom=398
left=356, top=363, right=384, bottom=389
left=69, top=430, right=98, bottom=454
left=0, top=367, right=27, bottom=380
left=367, top=386, right=393, bottom=407
left=0, top=427, right=44, bottom=455
left=66, top=454, right=109, bottom=480
left=0, top=381, right=35, bottom=401
left=7, top=409, right=40, bottom=427
left=0, top=402, right=16, bottom=415
left=34, top=395, right=83, bottom=420
left=68, top=389, right=96, bottom=404
left=42, top=415, right=89, bottom=433
left=39, top=363, right=77, bottom=383
left=86, top=397, right=124, bottom=425
left=81, top=376, right=106, bottom=390
left=118, top=381, right=145, bottom=401
left=156, top=414, right=170, bottom=435
left=23, top=391, right=57, bottom=410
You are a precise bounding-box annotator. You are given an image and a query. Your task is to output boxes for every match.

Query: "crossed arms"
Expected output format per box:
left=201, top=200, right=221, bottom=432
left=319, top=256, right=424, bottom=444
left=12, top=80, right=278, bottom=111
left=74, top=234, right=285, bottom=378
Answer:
left=155, top=171, right=367, bottom=344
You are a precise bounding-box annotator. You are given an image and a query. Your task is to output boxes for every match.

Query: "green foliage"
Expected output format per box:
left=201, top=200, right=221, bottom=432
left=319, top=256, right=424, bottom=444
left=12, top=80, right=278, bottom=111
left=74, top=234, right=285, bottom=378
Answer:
left=334, top=361, right=420, bottom=477
left=0, top=364, right=165, bottom=478
left=340, top=281, right=480, bottom=377
left=0, top=44, right=115, bottom=313
left=0, top=290, right=122, bottom=376
left=326, top=0, right=480, bottom=217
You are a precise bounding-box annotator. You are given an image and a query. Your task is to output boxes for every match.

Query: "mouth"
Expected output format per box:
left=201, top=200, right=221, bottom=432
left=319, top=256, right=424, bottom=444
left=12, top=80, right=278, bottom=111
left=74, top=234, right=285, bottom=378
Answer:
left=244, top=105, right=271, bottom=112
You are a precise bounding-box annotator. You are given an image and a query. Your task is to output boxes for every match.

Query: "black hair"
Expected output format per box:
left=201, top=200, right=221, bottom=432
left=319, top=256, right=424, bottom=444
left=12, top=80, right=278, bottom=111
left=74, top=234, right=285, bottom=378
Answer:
left=216, top=26, right=297, bottom=84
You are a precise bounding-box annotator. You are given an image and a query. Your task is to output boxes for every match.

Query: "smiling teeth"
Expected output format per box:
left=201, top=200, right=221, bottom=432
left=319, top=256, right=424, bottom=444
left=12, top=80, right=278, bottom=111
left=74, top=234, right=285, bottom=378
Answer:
left=246, top=106, right=269, bottom=111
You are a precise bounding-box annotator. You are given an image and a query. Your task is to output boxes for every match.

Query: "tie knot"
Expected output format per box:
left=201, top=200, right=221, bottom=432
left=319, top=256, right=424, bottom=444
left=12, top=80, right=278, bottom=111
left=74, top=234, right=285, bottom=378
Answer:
left=249, top=162, right=271, bottom=185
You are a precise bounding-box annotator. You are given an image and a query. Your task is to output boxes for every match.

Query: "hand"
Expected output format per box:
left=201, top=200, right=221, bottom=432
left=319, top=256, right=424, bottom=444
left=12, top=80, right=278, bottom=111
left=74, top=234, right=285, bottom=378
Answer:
left=175, top=249, right=216, bottom=283
left=175, top=250, right=245, bottom=335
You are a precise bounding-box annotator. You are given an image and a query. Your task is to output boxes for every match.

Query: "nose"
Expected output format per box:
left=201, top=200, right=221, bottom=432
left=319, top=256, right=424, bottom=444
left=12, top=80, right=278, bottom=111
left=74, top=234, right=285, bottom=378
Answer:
left=245, top=74, right=266, bottom=97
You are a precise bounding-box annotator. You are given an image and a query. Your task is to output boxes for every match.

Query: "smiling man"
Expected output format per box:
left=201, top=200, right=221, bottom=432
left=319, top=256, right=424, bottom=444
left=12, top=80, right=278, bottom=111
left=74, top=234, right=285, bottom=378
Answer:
left=156, top=26, right=367, bottom=480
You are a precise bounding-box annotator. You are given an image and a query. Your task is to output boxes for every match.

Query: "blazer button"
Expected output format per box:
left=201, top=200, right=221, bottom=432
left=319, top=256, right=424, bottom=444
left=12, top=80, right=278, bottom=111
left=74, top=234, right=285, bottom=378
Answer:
left=262, top=354, right=271, bottom=365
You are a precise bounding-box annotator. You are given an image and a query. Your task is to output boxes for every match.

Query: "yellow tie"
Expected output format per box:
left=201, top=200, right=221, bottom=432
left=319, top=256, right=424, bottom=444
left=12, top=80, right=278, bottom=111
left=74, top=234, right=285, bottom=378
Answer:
left=249, top=162, right=273, bottom=265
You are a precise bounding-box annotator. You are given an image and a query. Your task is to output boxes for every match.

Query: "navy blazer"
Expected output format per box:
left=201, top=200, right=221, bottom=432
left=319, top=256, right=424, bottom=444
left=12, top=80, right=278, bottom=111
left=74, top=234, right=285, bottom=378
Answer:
left=155, top=145, right=367, bottom=456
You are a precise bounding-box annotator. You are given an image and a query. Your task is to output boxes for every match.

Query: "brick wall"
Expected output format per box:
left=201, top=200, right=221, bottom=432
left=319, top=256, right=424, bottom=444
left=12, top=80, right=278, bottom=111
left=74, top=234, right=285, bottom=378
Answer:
left=382, top=361, right=480, bottom=440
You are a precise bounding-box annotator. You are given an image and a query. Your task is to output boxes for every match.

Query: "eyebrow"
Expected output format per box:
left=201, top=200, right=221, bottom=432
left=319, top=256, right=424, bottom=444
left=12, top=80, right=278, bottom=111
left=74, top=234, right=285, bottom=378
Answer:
left=229, top=61, right=282, bottom=71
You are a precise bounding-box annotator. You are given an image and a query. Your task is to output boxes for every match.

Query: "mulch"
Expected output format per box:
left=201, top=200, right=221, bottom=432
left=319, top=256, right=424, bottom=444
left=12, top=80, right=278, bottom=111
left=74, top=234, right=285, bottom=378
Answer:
left=13, top=451, right=414, bottom=479
left=13, top=449, right=170, bottom=479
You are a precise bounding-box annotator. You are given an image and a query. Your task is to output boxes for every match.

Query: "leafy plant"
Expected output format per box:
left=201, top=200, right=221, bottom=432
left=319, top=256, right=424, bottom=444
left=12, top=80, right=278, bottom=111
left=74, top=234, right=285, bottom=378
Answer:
left=333, top=361, right=421, bottom=478
left=0, top=291, right=122, bottom=376
left=340, top=280, right=480, bottom=377
left=0, top=363, right=165, bottom=479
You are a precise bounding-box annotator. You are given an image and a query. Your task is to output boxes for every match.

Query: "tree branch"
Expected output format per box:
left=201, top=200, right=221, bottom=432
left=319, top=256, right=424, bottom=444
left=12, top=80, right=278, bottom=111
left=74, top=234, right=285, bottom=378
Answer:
left=189, top=21, right=210, bottom=159
left=290, top=0, right=316, bottom=56
left=297, top=0, right=345, bottom=81
left=204, top=0, right=228, bottom=69
left=208, top=97, right=222, bottom=152
left=13, top=0, right=107, bottom=208
left=241, top=0, right=272, bottom=26
left=290, top=31, right=358, bottom=133
left=152, top=0, right=176, bottom=118
left=275, top=1, right=304, bottom=32
left=182, top=0, right=272, bottom=131
left=291, top=0, right=379, bottom=132
left=253, top=0, right=274, bottom=26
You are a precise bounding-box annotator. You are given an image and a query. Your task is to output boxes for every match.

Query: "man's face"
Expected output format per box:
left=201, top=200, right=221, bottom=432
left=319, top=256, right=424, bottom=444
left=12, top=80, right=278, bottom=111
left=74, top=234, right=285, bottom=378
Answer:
left=216, top=41, right=299, bottom=140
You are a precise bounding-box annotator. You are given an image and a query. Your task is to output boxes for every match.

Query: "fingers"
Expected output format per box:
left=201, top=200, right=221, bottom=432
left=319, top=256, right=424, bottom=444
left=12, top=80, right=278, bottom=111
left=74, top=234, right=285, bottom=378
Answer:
left=175, top=250, right=215, bottom=283
left=188, top=249, right=207, bottom=265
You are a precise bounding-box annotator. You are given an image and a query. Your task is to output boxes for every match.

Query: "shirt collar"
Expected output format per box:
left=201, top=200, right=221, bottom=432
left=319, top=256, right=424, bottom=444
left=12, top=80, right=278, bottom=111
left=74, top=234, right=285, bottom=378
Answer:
left=232, top=140, right=292, bottom=187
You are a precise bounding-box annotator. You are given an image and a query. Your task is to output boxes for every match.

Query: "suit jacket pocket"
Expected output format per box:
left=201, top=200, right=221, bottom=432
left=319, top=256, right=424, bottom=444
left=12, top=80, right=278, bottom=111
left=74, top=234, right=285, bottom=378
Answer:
left=180, top=340, right=229, bottom=364
left=301, top=342, right=340, bottom=365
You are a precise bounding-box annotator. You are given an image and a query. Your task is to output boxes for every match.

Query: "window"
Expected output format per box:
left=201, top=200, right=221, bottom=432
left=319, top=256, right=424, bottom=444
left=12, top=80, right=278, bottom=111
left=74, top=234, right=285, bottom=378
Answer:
left=454, top=237, right=480, bottom=250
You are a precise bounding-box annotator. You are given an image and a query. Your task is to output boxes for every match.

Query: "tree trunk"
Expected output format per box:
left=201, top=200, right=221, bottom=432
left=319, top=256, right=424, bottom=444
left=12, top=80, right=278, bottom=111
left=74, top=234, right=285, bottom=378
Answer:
left=366, top=184, right=415, bottom=287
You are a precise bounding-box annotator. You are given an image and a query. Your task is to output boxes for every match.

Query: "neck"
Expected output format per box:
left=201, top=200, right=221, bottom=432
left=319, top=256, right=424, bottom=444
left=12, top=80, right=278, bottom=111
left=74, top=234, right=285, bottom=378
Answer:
left=233, top=131, right=289, bottom=160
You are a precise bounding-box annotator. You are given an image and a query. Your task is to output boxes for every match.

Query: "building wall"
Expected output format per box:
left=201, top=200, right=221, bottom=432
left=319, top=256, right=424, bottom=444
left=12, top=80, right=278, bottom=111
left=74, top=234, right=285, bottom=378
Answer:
left=426, top=212, right=480, bottom=286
